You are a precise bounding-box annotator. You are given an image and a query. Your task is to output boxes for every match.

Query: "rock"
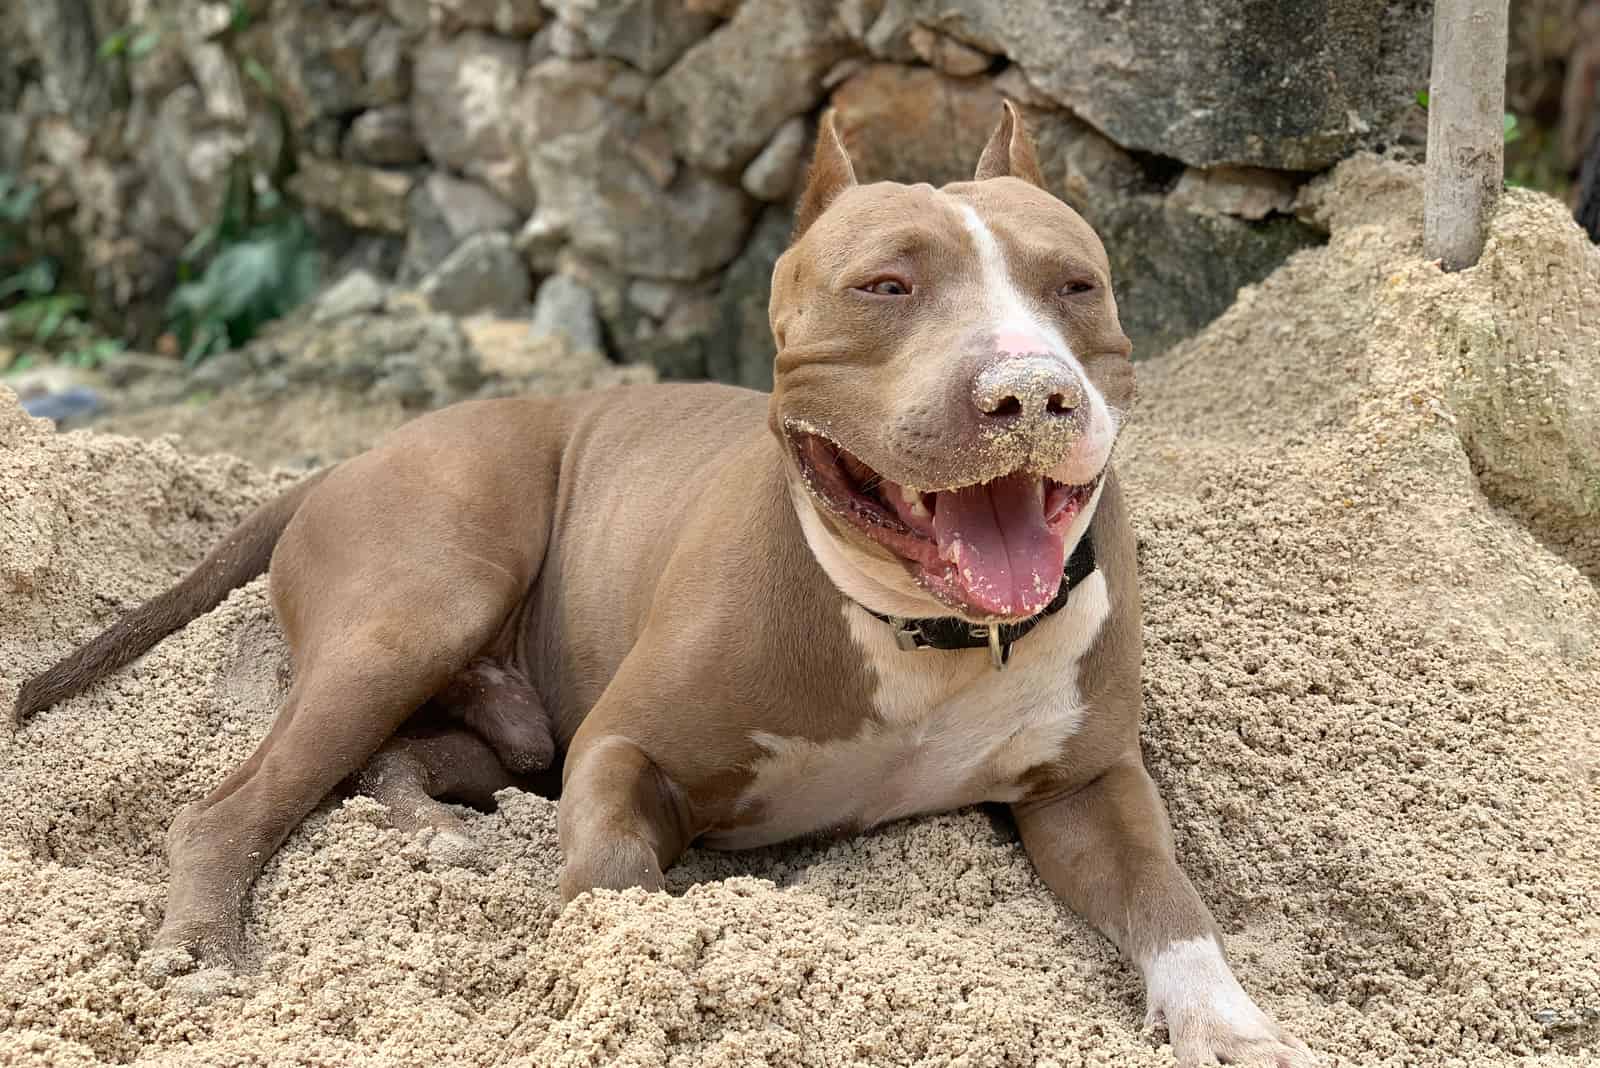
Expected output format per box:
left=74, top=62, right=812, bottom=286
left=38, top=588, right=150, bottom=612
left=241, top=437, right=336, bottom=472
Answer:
left=529, top=274, right=605, bottom=354
left=646, top=0, right=850, bottom=174
left=830, top=64, right=1002, bottom=185
left=412, top=31, right=533, bottom=210
left=627, top=278, right=691, bottom=320
left=741, top=117, right=808, bottom=202
left=1029, top=110, right=1322, bottom=357
left=874, top=0, right=1433, bottom=170
left=287, top=157, right=414, bottom=234
left=418, top=232, right=531, bottom=316
left=101, top=354, right=183, bottom=389
left=517, top=58, right=755, bottom=280
left=20, top=386, right=102, bottom=426
left=633, top=298, right=719, bottom=379
left=363, top=20, right=415, bottom=104
left=143, top=86, right=252, bottom=234
left=431, top=0, right=546, bottom=35
left=312, top=270, right=389, bottom=324
left=547, top=19, right=593, bottom=59
left=246, top=8, right=407, bottom=130
left=1171, top=167, right=1301, bottom=221
left=344, top=106, right=426, bottom=165
left=515, top=213, right=570, bottom=275
left=907, top=25, right=993, bottom=76
left=462, top=318, right=658, bottom=397
left=180, top=28, right=249, bottom=124
left=15, top=1, right=116, bottom=128
left=383, top=0, right=432, bottom=31
left=546, top=0, right=717, bottom=75
left=706, top=204, right=789, bottom=389
left=401, top=172, right=520, bottom=281
left=839, top=0, right=919, bottom=61
left=685, top=0, right=742, bottom=15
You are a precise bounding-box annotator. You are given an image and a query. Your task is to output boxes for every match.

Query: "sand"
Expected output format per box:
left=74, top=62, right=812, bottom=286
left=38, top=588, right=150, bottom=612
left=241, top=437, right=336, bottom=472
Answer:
left=2, top=158, right=1597, bottom=1067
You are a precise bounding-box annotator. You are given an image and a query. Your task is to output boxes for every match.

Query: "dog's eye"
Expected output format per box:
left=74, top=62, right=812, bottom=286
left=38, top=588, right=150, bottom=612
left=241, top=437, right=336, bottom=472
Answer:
left=858, top=278, right=912, bottom=297
left=1057, top=280, right=1097, bottom=297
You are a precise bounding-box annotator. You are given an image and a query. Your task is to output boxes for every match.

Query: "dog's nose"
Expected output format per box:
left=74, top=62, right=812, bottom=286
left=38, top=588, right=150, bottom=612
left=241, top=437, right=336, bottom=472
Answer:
left=972, top=356, right=1085, bottom=425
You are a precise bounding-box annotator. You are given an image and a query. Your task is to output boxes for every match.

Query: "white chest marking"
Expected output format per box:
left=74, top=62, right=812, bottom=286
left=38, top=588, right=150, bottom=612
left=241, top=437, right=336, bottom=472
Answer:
left=709, top=570, right=1111, bottom=850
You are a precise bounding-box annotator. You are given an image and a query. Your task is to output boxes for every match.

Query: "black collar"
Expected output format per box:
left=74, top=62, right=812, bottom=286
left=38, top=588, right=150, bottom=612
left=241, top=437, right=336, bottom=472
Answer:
left=859, top=532, right=1098, bottom=669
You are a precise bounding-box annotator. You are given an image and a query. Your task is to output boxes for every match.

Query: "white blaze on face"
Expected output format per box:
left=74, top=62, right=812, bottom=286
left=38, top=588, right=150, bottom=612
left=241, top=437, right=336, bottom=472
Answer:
left=953, top=200, right=1120, bottom=484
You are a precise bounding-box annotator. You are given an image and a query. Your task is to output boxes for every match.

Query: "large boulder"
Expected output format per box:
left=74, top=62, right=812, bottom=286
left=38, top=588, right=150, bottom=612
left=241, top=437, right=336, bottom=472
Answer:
left=400, top=172, right=521, bottom=282
left=517, top=58, right=755, bottom=281
left=829, top=63, right=1001, bottom=186
left=244, top=6, right=415, bottom=131
left=545, top=0, right=718, bottom=74
left=850, top=0, right=1432, bottom=170
left=412, top=30, right=534, bottom=211
left=1029, top=110, right=1324, bottom=357
left=646, top=0, right=851, bottom=174
left=418, top=232, right=531, bottom=317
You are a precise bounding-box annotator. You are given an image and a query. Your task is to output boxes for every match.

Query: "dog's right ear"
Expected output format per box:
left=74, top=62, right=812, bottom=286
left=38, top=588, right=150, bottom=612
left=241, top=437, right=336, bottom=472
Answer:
left=792, top=110, right=857, bottom=241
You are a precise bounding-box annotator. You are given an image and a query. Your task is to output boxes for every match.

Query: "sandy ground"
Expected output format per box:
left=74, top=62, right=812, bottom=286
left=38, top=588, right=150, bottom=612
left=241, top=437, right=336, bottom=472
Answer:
left=2, top=159, right=1598, bottom=1067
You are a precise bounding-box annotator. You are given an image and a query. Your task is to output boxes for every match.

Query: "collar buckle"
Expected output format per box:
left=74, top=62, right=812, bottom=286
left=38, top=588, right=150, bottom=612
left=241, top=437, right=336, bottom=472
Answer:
left=890, top=620, right=924, bottom=652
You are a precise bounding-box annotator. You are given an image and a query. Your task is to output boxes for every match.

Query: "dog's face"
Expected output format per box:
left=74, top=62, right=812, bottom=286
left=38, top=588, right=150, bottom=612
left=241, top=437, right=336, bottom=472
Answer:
left=769, top=104, right=1135, bottom=623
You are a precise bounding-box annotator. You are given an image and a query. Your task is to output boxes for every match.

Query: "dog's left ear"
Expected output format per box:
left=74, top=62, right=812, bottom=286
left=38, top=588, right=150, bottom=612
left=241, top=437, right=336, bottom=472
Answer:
left=974, top=100, right=1045, bottom=188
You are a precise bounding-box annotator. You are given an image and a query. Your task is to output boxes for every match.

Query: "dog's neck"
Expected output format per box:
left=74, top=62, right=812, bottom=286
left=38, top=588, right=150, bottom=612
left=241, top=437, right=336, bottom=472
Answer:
left=856, top=532, right=1099, bottom=669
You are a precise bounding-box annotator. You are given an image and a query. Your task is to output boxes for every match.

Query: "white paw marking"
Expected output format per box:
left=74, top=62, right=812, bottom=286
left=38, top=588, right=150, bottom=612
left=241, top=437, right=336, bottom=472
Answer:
left=1142, top=936, right=1315, bottom=1067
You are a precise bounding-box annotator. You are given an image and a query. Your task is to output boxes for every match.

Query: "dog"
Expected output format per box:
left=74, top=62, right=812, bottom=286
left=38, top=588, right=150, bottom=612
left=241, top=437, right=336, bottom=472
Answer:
left=16, top=104, right=1311, bottom=1066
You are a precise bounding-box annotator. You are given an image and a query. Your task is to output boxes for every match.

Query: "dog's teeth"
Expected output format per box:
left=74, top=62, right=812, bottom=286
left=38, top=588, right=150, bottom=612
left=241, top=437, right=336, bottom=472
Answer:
left=900, top=486, right=931, bottom=519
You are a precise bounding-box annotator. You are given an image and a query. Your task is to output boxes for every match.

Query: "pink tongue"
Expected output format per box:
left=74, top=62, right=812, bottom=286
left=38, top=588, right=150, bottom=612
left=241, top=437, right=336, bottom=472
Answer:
left=932, top=473, right=1067, bottom=617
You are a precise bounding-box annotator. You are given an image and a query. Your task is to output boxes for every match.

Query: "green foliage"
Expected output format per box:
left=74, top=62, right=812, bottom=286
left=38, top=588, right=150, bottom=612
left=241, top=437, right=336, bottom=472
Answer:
left=0, top=172, right=124, bottom=371
left=165, top=158, right=320, bottom=366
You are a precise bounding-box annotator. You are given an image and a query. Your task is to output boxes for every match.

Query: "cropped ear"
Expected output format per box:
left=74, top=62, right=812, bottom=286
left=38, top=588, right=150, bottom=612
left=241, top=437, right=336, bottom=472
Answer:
left=793, top=109, right=858, bottom=241
left=974, top=100, right=1045, bottom=188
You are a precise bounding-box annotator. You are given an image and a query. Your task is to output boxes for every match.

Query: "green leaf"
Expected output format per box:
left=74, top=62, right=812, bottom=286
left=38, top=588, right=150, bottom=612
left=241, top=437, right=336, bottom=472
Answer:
left=1502, top=113, right=1521, bottom=144
left=98, top=26, right=134, bottom=59
left=1415, top=90, right=1430, bottom=109
left=128, top=28, right=161, bottom=59
left=242, top=57, right=275, bottom=94
left=0, top=259, right=58, bottom=301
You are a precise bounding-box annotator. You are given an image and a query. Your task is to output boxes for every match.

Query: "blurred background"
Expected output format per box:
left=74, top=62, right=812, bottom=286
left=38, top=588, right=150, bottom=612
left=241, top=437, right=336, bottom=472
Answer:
left=2, top=0, right=1596, bottom=468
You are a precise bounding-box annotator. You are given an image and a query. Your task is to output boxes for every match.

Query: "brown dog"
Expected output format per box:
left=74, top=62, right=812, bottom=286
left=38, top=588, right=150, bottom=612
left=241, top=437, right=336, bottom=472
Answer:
left=17, top=105, right=1311, bottom=1066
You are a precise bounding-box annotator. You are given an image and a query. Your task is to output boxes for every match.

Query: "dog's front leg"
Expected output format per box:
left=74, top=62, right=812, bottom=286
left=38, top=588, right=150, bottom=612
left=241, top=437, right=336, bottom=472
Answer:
left=1013, top=757, right=1313, bottom=1067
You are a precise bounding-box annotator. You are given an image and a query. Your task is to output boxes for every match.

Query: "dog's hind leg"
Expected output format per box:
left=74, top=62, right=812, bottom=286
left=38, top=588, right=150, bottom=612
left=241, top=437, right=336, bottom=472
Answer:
left=147, top=452, right=541, bottom=980
left=431, top=659, right=555, bottom=774
left=357, top=727, right=526, bottom=868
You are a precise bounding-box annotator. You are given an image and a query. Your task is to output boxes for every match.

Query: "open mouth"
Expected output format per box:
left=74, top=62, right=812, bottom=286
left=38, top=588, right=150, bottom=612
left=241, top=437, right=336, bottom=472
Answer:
left=791, top=430, right=1102, bottom=621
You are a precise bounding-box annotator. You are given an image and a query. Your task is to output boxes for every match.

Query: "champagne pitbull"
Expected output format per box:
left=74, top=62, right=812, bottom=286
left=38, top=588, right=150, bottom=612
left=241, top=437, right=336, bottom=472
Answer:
left=16, top=106, right=1311, bottom=1066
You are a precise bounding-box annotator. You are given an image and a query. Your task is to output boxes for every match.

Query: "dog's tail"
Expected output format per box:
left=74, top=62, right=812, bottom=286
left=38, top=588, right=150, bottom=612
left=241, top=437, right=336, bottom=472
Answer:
left=13, top=469, right=332, bottom=722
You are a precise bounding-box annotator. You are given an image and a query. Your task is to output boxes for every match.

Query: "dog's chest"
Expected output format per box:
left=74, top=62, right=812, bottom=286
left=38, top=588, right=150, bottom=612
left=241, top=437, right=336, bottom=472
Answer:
left=704, top=573, right=1109, bottom=851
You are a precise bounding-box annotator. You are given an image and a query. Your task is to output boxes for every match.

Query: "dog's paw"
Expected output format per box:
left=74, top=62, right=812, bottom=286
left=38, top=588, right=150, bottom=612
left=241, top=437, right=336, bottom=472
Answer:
left=1143, top=937, right=1316, bottom=1067
left=141, top=918, right=242, bottom=987
left=164, top=966, right=248, bottom=1002
left=1147, top=1004, right=1314, bottom=1067
left=415, top=825, right=490, bottom=871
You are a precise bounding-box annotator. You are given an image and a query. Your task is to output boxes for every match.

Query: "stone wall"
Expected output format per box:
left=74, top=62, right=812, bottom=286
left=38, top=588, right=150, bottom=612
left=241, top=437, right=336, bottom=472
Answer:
left=1, top=0, right=1434, bottom=387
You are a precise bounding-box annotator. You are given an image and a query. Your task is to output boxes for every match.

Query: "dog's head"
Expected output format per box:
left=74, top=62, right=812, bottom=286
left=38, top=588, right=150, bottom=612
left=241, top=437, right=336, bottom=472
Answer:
left=769, top=103, right=1134, bottom=624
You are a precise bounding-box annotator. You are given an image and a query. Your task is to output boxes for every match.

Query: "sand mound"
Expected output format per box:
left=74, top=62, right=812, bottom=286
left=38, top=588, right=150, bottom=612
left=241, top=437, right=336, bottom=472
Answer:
left=2, top=159, right=1597, bottom=1067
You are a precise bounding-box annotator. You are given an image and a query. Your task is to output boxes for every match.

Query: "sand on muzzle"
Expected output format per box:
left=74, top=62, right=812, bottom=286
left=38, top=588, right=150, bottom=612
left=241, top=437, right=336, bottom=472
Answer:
left=1, top=158, right=1597, bottom=1067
